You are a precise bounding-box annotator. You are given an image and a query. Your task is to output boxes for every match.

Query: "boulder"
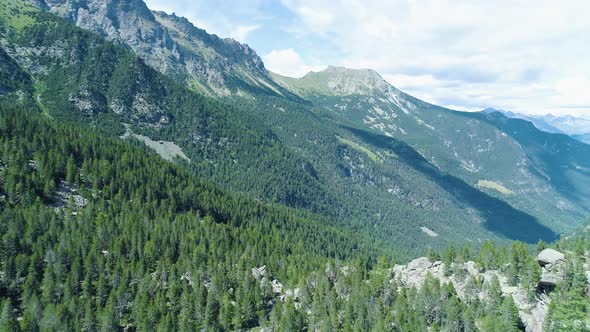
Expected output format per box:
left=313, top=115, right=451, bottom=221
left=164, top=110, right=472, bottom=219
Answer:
left=465, top=261, right=478, bottom=276
left=539, top=272, right=562, bottom=287
left=406, top=257, right=432, bottom=271
left=391, top=257, right=448, bottom=288
left=536, top=249, right=565, bottom=267
left=251, top=266, right=267, bottom=280
left=271, top=279, right=283, bottom=293
left=502, top=286, right=518, bottom=295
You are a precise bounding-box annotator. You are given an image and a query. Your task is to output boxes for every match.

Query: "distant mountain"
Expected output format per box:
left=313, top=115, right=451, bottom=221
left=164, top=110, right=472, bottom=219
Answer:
left=573, top=132, right=590, bottom=144
left=482, top=108, right=565, bottom=134
left=543, top=113, right=590, bottom=135
left=483, top=108, right=590, bottom=143
left=275, top=67, right=590, bottom=234
left=271, top=66, right=391, bottom=96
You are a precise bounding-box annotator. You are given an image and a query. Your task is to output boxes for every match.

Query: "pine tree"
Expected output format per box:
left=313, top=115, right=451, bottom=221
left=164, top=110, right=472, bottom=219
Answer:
left=499, top=296, right=519, bottom=332
left=0, top=300, right=19, bottom=332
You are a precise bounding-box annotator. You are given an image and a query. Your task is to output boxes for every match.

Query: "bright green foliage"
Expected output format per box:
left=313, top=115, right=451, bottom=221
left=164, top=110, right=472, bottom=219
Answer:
left=4, top=106, right=587, bottom=331
left=0, top=1, right=567, bottom=261
left=0, top=106, right=375, bottom=330
left=544, top=230, right=590, bottom=331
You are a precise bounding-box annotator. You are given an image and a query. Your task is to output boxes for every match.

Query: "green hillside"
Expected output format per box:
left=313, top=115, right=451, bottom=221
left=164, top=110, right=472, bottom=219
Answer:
left=272, top=67, right=590, bottom=234
left=0, top=0, right=574, bottom=259
left=0, top=1, right=589, bottom=330
left=1, top=105, right=588, bottom=331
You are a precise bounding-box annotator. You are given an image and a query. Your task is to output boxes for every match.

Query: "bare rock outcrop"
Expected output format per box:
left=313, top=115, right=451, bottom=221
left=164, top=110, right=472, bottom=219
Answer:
left=536, top=248, right=565, bottom=267
left=389, top=253, right=571, bottom=332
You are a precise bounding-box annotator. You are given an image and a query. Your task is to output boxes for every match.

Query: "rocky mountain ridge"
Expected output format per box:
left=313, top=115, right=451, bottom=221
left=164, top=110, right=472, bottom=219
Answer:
left=25, top=0, right=287, bottom=97
left=272, top=66, right=398, bottom=97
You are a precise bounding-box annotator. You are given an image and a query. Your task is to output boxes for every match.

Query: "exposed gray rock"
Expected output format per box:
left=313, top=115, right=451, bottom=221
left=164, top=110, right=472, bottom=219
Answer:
left=50, top=181, right=88, bottom=209
left=536, top=248, right=565, bottom=267
left=271, top=279, right=283, bottom=293
left=121, top=125, right=190, bottom=162
left=539, top=272, right=563, bottom=287
left=26, top=0, right=289, bottom=97
left=390, top=257, right=558, bottom=332
left=392, top=257, right=444, bottom=288
left=465, top=261, right=478, bottom=276
left=251, top=266, right=268, bottom=280
left=68, top=89, right=107, bottom=115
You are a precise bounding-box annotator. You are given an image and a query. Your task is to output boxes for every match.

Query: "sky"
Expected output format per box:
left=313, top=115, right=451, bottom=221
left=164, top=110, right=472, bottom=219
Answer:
left=144, top=0, right=590, bottom=118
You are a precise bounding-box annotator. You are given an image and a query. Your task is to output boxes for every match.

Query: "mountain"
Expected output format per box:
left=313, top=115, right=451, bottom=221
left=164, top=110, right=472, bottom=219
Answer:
left=271, top=66, right=391, bottom=97
left=2, top=0, right=589, bottom=256
left=485, top=108, right=590, bottom=143
left=0, top=0, right=560, bottom=259
left=482, top=108, right=565, bottom=134
left=24, top=0, right=289, bottom=97
left=274, top=67, right=590, bottom=233
left=1, top=1, right=590, bottom=330
left=543, top=113, right=590, bottom=135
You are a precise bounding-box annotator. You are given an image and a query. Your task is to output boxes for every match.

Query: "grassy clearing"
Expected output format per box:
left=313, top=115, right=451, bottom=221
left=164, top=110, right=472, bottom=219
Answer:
left=338, top=136, right=382, bottom=163
left=476, top=180, right=514, bottom=195
left=0, top=0, right=37, bottom=31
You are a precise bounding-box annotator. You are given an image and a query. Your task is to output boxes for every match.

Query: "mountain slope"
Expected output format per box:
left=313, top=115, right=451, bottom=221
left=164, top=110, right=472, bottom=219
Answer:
left=25, top=0, right=290, bottom=97
left=0, top=0, right=342, bottom=218
left=3, top=104, right=588, bottom=331
left=273, top=67, right=590, bottom=233
left=473, top=111, right=590, bottom=208
left=482, top=108, right=566, bottom=134
left=0, top=0, right=578, bottom=255
left=0, top=105, right=382, bottom=330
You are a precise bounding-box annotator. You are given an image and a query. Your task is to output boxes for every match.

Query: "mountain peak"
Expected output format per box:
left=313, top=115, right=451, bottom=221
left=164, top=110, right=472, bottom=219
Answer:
left=317, top=65, right=381, bottom=78
left=294, top=65, right=389, bottom=96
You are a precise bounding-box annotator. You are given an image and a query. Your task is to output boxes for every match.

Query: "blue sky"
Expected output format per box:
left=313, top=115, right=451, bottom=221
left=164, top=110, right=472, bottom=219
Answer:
left=144, top=0, right=590, bottom=118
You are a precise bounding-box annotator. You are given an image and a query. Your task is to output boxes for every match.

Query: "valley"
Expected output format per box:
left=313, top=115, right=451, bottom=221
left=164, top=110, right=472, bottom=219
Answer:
left=0, top=0, right=589, bottom=330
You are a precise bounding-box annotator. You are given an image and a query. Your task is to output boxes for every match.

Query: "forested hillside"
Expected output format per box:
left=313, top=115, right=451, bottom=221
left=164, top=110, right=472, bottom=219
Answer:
left=272, top=67, right=590, bottom=234
left=0, top=105, right=377, bottom=330
left=0, top=0, right=589, bottom=331
left=0, top=0, right=573, bottom=258
left=1, top=106, right=588, bottom=331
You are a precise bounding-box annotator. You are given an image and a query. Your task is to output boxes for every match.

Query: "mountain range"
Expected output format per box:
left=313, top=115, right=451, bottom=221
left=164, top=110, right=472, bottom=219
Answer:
left=1, top=0, right=590, bottom=257
left=484, top=108, right=590, bottom=144
left=1, top=0, right=590, bottom=330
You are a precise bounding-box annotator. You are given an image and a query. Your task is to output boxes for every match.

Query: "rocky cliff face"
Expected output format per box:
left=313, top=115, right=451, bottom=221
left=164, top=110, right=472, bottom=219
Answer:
left=26, top=0, right=285, bottom=96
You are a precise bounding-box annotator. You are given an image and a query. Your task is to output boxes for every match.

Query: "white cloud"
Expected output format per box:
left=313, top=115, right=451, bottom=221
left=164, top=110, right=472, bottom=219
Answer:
left=280, top=0, right=590, bottom=117
left=263, top=48, right=326, bottom=77
left=229, top=25, right=260, bottom=42
left=553, top=77, right=590, bottom=108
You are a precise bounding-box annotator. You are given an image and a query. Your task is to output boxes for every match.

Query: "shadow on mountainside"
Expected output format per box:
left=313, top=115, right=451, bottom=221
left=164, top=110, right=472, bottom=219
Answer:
left=462, top=111, right=590, bottom=210
left=344, top=126, right=559, bottom=243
